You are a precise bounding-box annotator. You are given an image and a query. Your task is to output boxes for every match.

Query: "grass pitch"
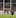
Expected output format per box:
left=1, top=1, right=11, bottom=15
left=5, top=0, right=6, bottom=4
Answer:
left=0, top=14, right=16, bottom=18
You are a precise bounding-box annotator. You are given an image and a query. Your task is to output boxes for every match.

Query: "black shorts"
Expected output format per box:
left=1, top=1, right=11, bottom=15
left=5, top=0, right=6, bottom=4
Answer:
left=11, top=12, right=14, bottom=15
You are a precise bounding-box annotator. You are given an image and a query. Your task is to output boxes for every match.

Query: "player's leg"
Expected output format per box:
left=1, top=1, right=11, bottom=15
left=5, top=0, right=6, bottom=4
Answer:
left=10, top=10, right=14, bottom=15
left=11, top=11, right=14, bottom=15
left=4, top=11, right=5, bottom=14
left=10, top=11, right=12, bottom=14
left=4, top=10, right=6, bottom=14
left=7, top=11, right=8, bottom=13
left=7, top=11, right=9, bottom=14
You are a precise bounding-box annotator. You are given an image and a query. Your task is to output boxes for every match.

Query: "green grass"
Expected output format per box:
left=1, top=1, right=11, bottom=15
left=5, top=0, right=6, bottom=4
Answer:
left=0, top=14, right=16, bottom=18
